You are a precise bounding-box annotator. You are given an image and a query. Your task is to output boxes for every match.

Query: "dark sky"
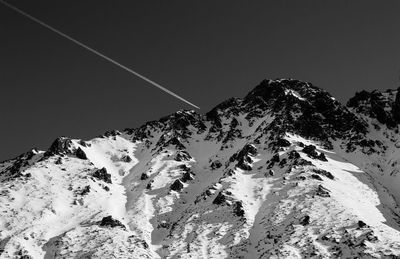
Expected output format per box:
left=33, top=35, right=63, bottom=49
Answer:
left=1, top=0, right=400, bottom=161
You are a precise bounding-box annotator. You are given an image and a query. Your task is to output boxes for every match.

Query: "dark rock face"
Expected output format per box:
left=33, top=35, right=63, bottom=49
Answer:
left=93, top=167, right=112, bottom=184
left=170, top=179, right=184, bottom=192
left=276, top=138, right=291, bottom=147
left=316, top=185, right=330, bottom=197
left=311, top=174, right=323, bottom=181
left=181, top=171, right=194, bottom=182
left=303, top=145, right=319, bottom=158
left=213, top=192, right=227, bottom=205
left=358, top=220, right=367, bottom=228
left=45, top=137, right=73, bottom=156
left=233, top=201, right=245, bottom=217
left=313, top=169, right=334, bottom=180
left=300, top=215, right=310, bottom=226
left=175, top=151, right=191, bottom=162
left=302, top=145, right=327, bottom=161
left=140, top=173, right=149, bottom=180
left=348, top=88, right=400, bottom=128
left=75, top=148, right=87, bottom=160
left=99, top=216, right=126, bottom=230
left=245, top=79, right=367, bottom=142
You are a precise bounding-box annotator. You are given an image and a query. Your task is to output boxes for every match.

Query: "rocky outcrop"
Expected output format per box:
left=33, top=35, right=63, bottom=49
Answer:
left=93, top=167, right=112, bottom=184
left=99, top=216, right=126, bottom=230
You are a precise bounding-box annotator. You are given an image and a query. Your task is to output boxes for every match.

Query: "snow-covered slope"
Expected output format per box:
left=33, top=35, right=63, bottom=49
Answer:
left=1, top=79, right=400, bottom=258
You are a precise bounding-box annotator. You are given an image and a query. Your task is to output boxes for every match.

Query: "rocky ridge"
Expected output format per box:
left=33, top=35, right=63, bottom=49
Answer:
left=1, top=79, right=400, bottom=258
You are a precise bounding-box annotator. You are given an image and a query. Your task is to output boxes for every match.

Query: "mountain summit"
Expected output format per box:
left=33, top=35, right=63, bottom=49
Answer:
left=1, top=79, right=400, bottom=258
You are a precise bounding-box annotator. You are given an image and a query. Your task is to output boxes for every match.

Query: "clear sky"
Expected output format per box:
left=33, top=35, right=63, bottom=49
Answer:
left=1, top=0, right=400, bottom=161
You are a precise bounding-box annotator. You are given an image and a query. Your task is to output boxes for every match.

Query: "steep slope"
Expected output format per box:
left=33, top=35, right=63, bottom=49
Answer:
left=1, top=79, right=400, bottom=258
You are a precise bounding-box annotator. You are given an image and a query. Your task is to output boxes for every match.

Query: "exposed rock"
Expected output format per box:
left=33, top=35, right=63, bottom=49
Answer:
left=146, top=180, right=154, bottom=190
left=358, top=220, right=367, bottom=228
left=316, top=185, right=330, bottom=197
left=302, top=145, right=319, bottom=158
left=181, top=171, right=194, bottom=182
left=276, top=138, right=291, bottom=147
left=311, top=174, right=323, bottom=181
left=45, top=137, right=73, bottom=156
left=170, top=179, right=184, bottom=192
left=140, top=173, right=149, bottom=180
left=233, top=201, right=245, bottom=217
left=93, top=167, right=112, bottom=184
left=175, top=151, right=191, bottom=161
left=75, top=147, right=87, bottom=160
left=300, top=215, right=310, bottom=226
left=99, top=216, right=126, bottom=230
left=121, top=155, right=132, bottom=162
left=213, top=192, right=227, bottom=205
left=313, top=169, right=334, bottom=180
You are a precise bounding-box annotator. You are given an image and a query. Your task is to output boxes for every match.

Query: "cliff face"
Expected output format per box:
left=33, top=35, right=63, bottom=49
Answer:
left=1, top=79, right=400, bottom=259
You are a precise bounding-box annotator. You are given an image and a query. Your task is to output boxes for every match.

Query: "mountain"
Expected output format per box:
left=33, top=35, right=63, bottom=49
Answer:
left=1, top=79, right=400, bottom=258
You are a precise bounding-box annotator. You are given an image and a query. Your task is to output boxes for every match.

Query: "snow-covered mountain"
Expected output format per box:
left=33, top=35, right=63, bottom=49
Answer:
left=1, top=79, right=400, bottom=258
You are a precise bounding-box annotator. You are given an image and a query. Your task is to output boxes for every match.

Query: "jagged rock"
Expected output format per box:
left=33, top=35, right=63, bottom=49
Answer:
left=302, top=145, right=319, bottom=158
left=317, top=153, right=328, bottom=161
left=170, top=179, right=184, bottom=192
left=233, top=201, right=245, bottom=217
left=313, top=169, right=334, bottom=180
left=316, top=185, right=330, bottom=197
left=140, top=173, right=149, bottom=180
left=93, top=167, right=112, bottom=184
left=271, top=154, right=280, bottom=163
left=181, top=171, right=194, bottom=182
left=75, top=147, right=87, bottom=160
left=175, top=151, right=191, bottom=161
left=45, top=137, right=73, bottom=156
left=236, top=159, right=252, bottom=171
left=99, top=216, right=126, bottom=230
left=213, top=192, right=227, bottom=205
left=103, top=130, right=121, bottom=137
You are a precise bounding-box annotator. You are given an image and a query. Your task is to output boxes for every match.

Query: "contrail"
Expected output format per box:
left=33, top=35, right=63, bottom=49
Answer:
left=0, top=0, right=200, bottom=109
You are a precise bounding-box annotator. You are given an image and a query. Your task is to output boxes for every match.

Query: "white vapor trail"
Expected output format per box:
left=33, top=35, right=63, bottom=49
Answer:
left=0, top=0, right=200, bottom=109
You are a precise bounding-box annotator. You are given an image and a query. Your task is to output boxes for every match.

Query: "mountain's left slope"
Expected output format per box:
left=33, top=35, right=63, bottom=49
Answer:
left=1, top=79, right=400, bottom=259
